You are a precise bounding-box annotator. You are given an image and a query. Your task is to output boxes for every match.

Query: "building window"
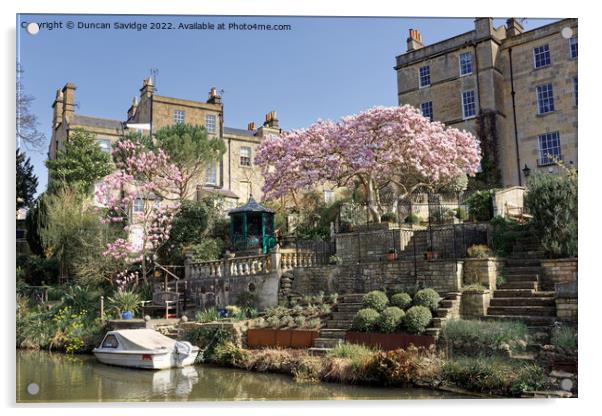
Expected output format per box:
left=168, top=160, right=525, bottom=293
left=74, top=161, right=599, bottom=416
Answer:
left=173, top=110, right=185, bottom=124
left=96, top=138, right=111, bottom=154
left=573, top=77, right=578, bottom=106
left=538, top=131, right=561, bottom=166
left=240, top=146, right=251, bottom=167
left=533, top=44, right=551, bottom=68
left=459, top=52, right=473, bottom=76
left=133, top=198, right=144, bottom=213
left=205, top=163, right=217, bottom=185
left=569, top=37, right=578, bottom=59
left=324, top=190, right=335, bottom=205
left=462, top=90, right=476, bottom=119
left=205, top=114, right=217, bottom=134
left=420, top=101, right=433, bottom=121
left=536, top=84, right=555, bottom=114
left=419, top=65, right=431, bottom=88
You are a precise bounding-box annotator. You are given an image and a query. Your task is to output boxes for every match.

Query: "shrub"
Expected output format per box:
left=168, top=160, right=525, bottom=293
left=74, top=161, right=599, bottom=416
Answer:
left=442, top=356, right=517, bottom=395
left=390, top=292, right=412, bottom=310
left=403, top=306, right=432, bottom=334
left=490, top=216, right=530, bottom=256
left=235, top=292, right=257, bottom=308
left=266, top=316, right=282, bottom=328
left=455, top=207, right=469, bottom=221
left=362, top=290, right=388, bottom=312
left=511, top=364, right=551, bottom=396
left=306, top=318, right=321, bottom=329
left=413, top=288, right=440, bottom=311
left=195, top=307, right=220, bottom=323
left=378, top=307, right=405, bottom=333
left=466, top=190, right=494, bottom=221
left=405, top=213, right=420, bottom=224
left=380, top=212, right=397, bottom=223
left=107, top=290, right=141, bottom=315
left=327, top=343, right=374, bottom=360
left=352, top=308, right=380, bottom=332
left=496, top=274, right=506, bottom=287
left=212, top=341, right=250, bottom=367
left=551, top=325, right=578, bottom=355
left=294, top=316, right=306, bottom=328
left=184, top=327, right=236, bottom=363
left=441, top=319, right=529, bottom=354
left=525, top=168, right=577, bottom=258
left=225, top=305, right=241, bottom=317
left=370, top=345, right=442, bottom=386
left=466, top=244, right=492, bottom=258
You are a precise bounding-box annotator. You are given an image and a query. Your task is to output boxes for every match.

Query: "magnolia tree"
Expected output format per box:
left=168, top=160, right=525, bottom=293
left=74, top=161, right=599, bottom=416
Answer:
left=256, top=105, right=481, bottom=222
left=96, top=136, right=182, bottom=284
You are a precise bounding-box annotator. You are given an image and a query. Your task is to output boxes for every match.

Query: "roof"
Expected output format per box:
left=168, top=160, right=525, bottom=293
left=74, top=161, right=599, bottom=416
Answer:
left=224, top=126, right=256, bottom=137
left=107, top=329, right=176, bottom=351
left=72, top=114, right=124, bottom=130
left=198, top=186, right=239, bottom=199
left=228, top=196, right=274, bottom=215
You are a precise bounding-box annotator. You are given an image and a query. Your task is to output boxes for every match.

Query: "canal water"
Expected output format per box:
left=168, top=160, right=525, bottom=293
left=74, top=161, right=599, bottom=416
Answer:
left=17, top=350, right=472, bottom=402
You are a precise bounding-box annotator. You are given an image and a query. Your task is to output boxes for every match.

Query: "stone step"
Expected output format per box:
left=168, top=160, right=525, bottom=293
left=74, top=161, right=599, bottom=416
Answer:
left=308, top=347, right=332, bottom=356
left=493, top=289, right=553, bottom=298
left=444, top=292, right=462, bottom=301
left=504, top=266, right=542, bottom=275
left=325, top=319, right=353, bottom=329
left=510, top=251, right=546, bottom=259
left=319, top=328, right=347, bottom=339
left=436, top=307, right=451, bottom=318
left=498, top=281, right=538, bottom=290
left=505, top=258, right=542, bottom=267
left=431, top=317, right=445, bottom=328
left=342, top=294, right=366, bottom=303
left=482, top=314, right=557, bottom=327
left=424, top=328, right=440, bottom=338
left=505, top=274, right=539, bottom=282
left=313, top=337, right=344, bottom=348
left=488, top=306, right=556, bottom=317
left=490, top=297, right=555, bottom=307
left=331, top=312, right=358, bottom=320
left=336, top=303, right=364, bottom=312
left=439, top=299, right=454, bottom=308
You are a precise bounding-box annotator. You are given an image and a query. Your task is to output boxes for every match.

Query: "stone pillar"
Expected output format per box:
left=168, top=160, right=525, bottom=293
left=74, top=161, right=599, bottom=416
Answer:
left=184, top=252, right=193, bottom=280
left=270, top=244, right=282, bottom=276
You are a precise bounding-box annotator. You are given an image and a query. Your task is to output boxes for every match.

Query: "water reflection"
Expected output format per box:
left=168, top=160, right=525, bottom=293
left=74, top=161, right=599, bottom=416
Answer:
left=17, top=350, right=471, bottom=402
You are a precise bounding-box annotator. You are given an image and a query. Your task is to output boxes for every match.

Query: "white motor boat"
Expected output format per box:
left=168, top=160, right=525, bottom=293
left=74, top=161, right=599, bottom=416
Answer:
left=93, top=329, right=199, bottom=370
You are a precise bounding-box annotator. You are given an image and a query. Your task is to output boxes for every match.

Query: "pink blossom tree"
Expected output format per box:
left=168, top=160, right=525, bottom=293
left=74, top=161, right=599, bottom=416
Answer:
left=256, top=105, right=481, bottom=222
left=96, top=135, right=182, bottom=283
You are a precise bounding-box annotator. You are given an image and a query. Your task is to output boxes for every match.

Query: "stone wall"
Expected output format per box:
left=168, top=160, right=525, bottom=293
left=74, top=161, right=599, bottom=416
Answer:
left=335, top=228, right=414, bottom=264
left=461, top=290, right=491, bottom=318
left=541, top=259, right=578, bottom=291
left=290, top=259, right=463, bottom=298
left=555, top=280, right=577, bottom=322
left=463, top=258, right=504, bottom=290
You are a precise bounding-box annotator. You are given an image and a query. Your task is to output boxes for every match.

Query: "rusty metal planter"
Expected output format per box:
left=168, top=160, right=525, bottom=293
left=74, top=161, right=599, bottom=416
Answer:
left=247, top=328, right=319, bottom=349
left=345, top=331, right=435, bottom=350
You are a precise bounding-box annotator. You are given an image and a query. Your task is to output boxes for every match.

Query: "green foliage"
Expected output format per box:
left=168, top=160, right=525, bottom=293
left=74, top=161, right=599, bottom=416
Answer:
left=402, top=306, right=432, bottom=334
left=455, top=207, right=469, bottom=221
left=195, top=307, right=220, bottom=323
left=404, top=213, right=421, bottom=224
left=188, top=239, right=223, bottom=262
left=16, top=254, right=59, bottom=286
left=413, top=288, right=440, bottom=311
left=107, top=290, right=141, bottom=315
left=496, top=274, right=506, bottom=287
left=466, top=244, right=492, bottom=258
left=235, top=292, right=258, bottom=308
left=16, top=149, right=38, bottom=210
left=442, top=356, right=517, bottom=395
left=45, top=128, right=113, bottom=194
left=465, top=190, right=494, bottom=221
left=390, top=292, right=412, bottom=310
left=352, top=308, right=380, bottom=332
left=378, top=306, right=405, bottom=333
left=184, top=326, right=236, bottom=363
left=25, top=194, right=47, bottom=256
left=490, top=216, right=530, bottom=256
left=380, top=212, right=397, bottom=223
left=441, top=319, right=529, bottom=354
left=525, top=168, right=578, bottom=258
left=511, top=364, right=551, bottom=396
left=462, top=283, right=487, bottom=292
left=369, top=346, right=442, bottom=386
left=327, top=343, right=374, bottom=359
left=551, top=325, right=578, bottom=355
left=362, top=290, right=389, bottom=312
left=60, top=284, right=101, bottom=318
left=212, top=341, right=250, bottom=367
left=151, top=123, right=226, bottom=199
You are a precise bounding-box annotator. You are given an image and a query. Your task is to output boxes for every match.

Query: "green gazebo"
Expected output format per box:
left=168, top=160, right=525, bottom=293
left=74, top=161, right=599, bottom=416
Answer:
left=228, top=196, right=276, bottom=254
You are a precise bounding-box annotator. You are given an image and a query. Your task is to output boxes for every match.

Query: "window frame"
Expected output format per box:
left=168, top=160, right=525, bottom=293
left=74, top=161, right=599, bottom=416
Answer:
left=459, top=52, right=473, bottom=76
left=461, top=90, right=476, bottom=119
left=573, top=77, right=578, bottom=106
left=569, top=37, right=578, bottom=59
left=418, top=65, right=431, bottom=88
left=537, top=131, right=562, bottom=166
left=133, top=197, right=145, bottom=214
left=205, top=162, right=217, bottom=185
left=533, top=44, right=551, bottom=69
left=536, top=84, right=555, bottom=115
left=205, top=114, right=217, bottom=134
left=420, top=101, right=433, bottom=121
left=240, top=146, right=252, bottom=167
left=173, top=110, right=185, bottom=124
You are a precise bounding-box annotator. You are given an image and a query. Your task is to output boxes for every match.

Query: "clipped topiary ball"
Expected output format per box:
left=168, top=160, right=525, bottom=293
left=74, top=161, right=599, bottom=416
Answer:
left=362, top=290, right=389, bottom=312
left=403, top=305, right=432, bottom=334
left=413, top=288, right=441, bottom=311
left=378, top=306, right=405, bottom=333
left=390, top=292, right=412, bottom=310
left=352, top=308, right=380, bottom=332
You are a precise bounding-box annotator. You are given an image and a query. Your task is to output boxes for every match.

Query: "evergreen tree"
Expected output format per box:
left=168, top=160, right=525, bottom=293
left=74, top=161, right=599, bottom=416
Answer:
left=16, top=148, right=38, bottom=211
left=45, top=128, right=113, bottom=194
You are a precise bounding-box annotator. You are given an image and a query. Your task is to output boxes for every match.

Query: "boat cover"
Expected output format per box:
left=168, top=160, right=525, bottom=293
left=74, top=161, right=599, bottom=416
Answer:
left=107, top=329, right=177, bottom=351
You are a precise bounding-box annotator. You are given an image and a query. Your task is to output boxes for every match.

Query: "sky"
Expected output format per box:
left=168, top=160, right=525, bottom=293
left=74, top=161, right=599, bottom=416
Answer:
left=16, top=14, right=558, bottom=194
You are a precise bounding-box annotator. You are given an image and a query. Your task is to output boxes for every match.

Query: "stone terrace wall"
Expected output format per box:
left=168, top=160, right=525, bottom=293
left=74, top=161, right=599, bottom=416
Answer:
left=541, top=259, right=578, bottom=291
left=463, top=258, right=505, bottom=290
left=290, top=260, right=463, bottom=297
left=335, top=228, right=414, bottom=263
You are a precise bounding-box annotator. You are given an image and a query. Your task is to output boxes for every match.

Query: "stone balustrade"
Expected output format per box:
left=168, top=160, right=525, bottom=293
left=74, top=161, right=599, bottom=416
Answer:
left=281, top=251, right=317, bottom=270
left=186, top=254, right=271, bottom=280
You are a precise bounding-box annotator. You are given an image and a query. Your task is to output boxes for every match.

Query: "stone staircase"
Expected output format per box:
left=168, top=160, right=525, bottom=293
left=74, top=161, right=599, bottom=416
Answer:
left=429, top=292, right=461, bottom=338
left=486, top=256, right=557, bottom=329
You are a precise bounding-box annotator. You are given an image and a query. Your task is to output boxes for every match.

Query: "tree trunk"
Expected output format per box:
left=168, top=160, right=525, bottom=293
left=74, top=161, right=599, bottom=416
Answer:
left=365, top=177, right=381, bottom=223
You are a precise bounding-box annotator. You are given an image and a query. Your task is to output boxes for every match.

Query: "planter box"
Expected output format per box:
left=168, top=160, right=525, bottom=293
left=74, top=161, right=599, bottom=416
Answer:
left=345, top=331, right=435, bottom=351
left=247, top=328, right=319, bottom=349
left=461, top=289, right=491, bottom=319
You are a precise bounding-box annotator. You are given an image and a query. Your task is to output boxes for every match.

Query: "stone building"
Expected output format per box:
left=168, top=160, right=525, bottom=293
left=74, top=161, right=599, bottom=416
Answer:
left=395, top=18, right=577, bottom=186
left=48, top=79, right=282, bottom=207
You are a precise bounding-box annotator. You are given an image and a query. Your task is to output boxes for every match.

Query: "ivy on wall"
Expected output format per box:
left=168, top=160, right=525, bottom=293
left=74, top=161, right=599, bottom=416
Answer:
left=469, top=110, right=502, bottom=190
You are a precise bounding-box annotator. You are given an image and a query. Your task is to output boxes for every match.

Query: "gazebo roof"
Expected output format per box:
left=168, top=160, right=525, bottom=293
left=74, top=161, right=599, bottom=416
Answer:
left=228, top=196, right=274, bottom=215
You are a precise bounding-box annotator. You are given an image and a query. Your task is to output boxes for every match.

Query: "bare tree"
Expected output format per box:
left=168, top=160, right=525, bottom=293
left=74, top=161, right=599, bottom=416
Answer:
left=17, top=64, right=46, bottom=151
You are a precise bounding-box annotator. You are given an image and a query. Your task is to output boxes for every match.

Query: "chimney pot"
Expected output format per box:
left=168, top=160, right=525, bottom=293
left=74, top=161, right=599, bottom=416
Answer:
left=248, top=122, right=255, bottom=131
left=407, top=28, right=424, bottom=52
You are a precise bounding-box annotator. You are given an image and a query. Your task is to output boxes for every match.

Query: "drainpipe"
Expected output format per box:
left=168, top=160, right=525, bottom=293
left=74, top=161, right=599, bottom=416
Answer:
left=509, top=47, right=522, bottom=186
left=472, top=43, right=482, bottom=113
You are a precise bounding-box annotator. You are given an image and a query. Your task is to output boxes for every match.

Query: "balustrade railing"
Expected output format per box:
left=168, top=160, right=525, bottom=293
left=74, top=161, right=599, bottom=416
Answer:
left=186, top=254, right=271, bottom=280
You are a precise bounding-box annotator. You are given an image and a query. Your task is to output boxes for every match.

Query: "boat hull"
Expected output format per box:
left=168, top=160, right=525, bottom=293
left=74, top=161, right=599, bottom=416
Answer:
left=93, top=349, right=199, bottom=370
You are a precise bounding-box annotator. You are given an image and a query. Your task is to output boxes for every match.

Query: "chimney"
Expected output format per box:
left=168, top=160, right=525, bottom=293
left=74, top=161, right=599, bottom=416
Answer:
left=52, top=88, right=64, bottom=128
left=140, top=77, right=154, bottom=98
left=407, top=29, right=424, bottom=52
left=263, top=111, right=279, bottom=128
left=475, top=18, right=494, bottom=38
left=61, top=82, right=77, bottom=121
left=127, top=96, right=138, bottom=120
left=207, top=87, right=222, bottom=105
left=506, top=18, right=524, bottom=37
left=247, top=122, right=256, bottom=131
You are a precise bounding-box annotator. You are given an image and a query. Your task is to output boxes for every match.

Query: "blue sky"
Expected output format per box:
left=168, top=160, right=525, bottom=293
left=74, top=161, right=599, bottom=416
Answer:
left=16, top=14, right=557, bottom=193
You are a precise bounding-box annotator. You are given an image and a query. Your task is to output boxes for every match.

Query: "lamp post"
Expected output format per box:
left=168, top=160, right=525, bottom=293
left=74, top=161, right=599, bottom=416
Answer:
left=522, top=163, right=531, bottom=179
